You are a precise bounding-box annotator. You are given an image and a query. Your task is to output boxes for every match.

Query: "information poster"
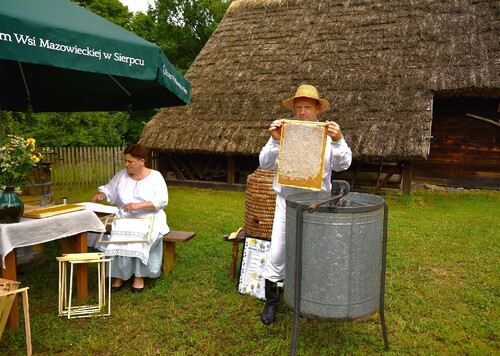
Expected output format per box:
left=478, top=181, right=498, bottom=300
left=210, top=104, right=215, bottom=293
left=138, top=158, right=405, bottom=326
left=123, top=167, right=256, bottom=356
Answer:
left=238, top=237, right=272, bottom=300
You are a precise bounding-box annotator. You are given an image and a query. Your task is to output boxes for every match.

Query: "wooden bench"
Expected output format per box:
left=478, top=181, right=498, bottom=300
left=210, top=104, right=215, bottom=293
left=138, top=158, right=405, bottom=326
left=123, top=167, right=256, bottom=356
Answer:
left=162, top=231, right=196, bottom=276
left=98, top=215, right=195, bottom=276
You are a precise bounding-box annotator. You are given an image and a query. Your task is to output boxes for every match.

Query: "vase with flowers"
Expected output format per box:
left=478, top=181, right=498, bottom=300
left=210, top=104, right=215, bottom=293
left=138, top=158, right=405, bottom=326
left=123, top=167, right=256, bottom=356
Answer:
left=0, top=135, right=43, bottom=223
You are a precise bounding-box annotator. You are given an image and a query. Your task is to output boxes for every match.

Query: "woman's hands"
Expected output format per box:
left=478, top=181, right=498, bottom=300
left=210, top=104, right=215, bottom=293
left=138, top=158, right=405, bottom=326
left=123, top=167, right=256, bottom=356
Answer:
left=122, top=202, right=138, bottom=213
left=92, top=192, right=106, bottom=203
left=123, top=201, right=155, bottom=213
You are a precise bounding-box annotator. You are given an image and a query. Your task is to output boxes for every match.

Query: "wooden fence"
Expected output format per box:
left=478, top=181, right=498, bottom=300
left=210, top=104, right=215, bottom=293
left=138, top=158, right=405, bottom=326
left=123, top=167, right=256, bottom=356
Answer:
left=43, top=147, right=126, bottom=190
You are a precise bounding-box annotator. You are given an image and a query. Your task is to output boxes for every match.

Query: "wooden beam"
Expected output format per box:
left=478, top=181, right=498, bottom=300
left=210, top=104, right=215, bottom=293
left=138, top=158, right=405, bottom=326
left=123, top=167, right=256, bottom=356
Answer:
left=372, top=162, right=403, bottom=194
left=168, top=158, right=186, bottom=180
left=401, top=161, right=412, bottom=195
left=377, top=159, right=384, bottom=186
left=466, top=113, right=500, bottom=127
left=177, top=158, right=196, bottom=180
left=227, top=156, right=235, bottom=184
left=157, top=152, right=168, bottom=177
left=188, top=157, right=208, bottom=180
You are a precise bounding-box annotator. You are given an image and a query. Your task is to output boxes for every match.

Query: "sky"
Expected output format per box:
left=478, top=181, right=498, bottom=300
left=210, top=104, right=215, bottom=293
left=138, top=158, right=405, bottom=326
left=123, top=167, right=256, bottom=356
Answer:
left=119, top=0, right=154, bottom=13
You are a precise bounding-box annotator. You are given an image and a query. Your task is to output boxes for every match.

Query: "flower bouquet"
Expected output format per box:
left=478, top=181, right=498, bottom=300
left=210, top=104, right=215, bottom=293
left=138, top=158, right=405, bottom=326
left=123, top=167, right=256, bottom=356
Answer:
left=0, top=135, right=43, bottom=190
left=0, top=135, right=43, bottom=223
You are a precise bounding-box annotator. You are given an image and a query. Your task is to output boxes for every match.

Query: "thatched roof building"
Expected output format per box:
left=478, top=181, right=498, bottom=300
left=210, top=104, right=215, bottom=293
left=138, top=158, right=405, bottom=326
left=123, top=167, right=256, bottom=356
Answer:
left=140, top=0, right=499, bottom=188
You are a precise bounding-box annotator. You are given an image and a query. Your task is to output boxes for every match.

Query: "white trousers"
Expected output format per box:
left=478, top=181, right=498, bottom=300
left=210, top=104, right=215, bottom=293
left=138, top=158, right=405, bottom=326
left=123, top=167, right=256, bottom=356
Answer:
left=263, top=194, right=287, bottom=282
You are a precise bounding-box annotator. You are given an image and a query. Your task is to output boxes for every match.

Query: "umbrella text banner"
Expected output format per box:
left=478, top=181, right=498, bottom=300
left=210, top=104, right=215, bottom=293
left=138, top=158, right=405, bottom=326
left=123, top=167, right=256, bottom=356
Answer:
left=0, top=0, right=190, bottom=112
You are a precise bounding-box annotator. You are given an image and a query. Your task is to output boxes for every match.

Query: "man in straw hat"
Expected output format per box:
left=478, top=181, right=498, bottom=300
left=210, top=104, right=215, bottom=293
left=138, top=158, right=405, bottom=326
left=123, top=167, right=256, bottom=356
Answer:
left=258, top=84, right=352, bottom=325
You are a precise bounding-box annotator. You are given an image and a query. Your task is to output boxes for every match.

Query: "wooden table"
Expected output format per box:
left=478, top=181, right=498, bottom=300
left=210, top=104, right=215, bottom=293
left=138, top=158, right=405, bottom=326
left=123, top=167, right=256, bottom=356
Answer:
left=0, top=209, right=105, bottom=329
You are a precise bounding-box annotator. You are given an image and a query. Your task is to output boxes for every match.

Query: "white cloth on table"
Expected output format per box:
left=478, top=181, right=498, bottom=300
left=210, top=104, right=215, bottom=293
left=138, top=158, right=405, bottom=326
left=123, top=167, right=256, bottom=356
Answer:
left=0, top=210, right=105, bottom=266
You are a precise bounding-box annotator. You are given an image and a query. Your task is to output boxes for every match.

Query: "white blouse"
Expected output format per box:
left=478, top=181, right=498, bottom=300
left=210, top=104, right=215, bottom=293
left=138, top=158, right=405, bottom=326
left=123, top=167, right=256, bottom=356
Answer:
left=98, top=168, right=169, bottom=235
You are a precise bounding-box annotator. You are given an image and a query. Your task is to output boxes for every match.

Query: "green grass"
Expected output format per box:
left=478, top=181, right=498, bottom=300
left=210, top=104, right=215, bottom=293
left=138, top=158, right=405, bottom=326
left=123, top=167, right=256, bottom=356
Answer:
left=1, top=187, right=498, bottom=355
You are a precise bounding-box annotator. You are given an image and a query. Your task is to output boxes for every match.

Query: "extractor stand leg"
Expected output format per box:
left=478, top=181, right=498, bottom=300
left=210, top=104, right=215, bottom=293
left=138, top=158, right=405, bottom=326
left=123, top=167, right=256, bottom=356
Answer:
left=290, top=204, right=305, bottom=356
left=380, top=204, right=389, bottom=350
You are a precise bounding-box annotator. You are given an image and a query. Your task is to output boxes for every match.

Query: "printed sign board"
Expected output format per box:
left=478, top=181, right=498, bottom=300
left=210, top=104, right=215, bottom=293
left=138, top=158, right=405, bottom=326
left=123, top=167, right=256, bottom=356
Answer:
left=238, top=237, right=272, bottom=300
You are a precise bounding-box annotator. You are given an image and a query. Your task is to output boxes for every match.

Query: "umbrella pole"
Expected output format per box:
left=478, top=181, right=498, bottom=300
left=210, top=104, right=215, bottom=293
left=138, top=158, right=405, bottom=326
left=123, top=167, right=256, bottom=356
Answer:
left=17, top=62, right=31, bottom=102
left=108, top=75, right=131, bottom=96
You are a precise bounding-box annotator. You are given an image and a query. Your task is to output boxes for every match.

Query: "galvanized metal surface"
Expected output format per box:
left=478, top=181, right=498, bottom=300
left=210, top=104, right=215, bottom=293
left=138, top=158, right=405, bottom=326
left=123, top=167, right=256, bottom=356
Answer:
left=284, top=191, right=385, bottom=320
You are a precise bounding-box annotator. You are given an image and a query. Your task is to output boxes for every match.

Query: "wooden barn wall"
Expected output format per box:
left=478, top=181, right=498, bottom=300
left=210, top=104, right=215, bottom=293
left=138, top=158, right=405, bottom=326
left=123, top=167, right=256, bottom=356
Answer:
left=154, top=152, right=258, bottom=186
left=412, top=97, right=499, bottom=189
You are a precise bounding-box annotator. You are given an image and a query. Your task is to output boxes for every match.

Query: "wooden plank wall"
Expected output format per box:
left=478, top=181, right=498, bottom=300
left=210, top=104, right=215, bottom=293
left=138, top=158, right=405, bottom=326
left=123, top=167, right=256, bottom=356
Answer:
left=412, top=97, right=499, bottom=189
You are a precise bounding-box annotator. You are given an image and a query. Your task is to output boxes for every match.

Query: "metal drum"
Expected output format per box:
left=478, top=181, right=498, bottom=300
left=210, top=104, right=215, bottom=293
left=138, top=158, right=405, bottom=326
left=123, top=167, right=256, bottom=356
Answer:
left=284, top=191, right=385, bottom=321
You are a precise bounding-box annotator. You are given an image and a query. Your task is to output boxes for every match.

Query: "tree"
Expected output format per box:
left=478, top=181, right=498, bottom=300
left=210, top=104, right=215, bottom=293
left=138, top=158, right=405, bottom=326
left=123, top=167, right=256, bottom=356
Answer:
left=75, top=0, right=133, bottom=29
left=154, top=0, right=232, bottom=73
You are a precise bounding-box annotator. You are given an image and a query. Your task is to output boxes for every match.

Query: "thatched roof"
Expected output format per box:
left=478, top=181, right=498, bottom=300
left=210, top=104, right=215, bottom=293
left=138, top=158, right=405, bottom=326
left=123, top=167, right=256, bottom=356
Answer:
left=140, top=0, right=499, bottom=161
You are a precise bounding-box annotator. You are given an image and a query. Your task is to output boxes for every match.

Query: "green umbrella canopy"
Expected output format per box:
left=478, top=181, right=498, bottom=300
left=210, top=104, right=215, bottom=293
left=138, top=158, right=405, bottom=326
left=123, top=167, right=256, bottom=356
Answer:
left=0, top=0, right=191, bottom=112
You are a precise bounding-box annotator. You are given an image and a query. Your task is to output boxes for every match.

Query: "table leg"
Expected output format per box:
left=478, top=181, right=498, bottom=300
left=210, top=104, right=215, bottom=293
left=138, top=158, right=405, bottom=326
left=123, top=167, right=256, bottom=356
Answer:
left=2, top=250, right=20, bottom=330
left=75, top=232, right=88, bottom=300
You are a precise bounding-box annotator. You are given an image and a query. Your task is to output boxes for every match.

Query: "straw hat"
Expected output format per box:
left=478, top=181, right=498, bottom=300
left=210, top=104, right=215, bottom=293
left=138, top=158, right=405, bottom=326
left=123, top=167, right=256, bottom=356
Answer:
left=282, top=84, right=330, bottom=113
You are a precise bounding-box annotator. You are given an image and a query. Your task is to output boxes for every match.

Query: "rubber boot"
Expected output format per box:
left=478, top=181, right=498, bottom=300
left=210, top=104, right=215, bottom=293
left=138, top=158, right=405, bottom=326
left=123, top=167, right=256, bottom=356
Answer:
left=261, top=279, right=279, bottom=325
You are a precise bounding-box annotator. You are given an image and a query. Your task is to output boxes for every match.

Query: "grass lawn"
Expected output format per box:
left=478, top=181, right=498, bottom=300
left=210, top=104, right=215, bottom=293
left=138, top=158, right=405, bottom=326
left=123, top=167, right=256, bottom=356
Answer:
left=1, top=186, right=498, bottom=355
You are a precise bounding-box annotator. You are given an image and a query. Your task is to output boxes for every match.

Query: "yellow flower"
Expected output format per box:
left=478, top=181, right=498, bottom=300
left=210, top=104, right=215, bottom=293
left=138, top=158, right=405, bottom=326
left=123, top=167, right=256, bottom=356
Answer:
left=31, top=155, right=40, bottom=163
left=26, top=138, right=36, bottom=148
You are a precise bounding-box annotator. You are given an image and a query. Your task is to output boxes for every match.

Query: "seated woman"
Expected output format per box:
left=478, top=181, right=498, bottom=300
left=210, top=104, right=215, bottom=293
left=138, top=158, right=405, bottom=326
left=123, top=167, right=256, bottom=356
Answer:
left=91, top=143, right=169, bottom=293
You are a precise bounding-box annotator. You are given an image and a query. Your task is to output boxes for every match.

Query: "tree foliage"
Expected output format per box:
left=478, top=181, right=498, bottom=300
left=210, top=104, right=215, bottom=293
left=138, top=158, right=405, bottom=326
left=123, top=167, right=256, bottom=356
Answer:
left=154, top=0, right=231, bottom=73
left=0, top=0, right=232, bottom=147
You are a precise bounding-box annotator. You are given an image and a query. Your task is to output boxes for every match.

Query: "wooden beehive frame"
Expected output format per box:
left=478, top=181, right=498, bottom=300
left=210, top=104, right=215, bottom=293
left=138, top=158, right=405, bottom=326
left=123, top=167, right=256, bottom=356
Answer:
left=98, top=216, right=154, bottom=244
left=57, top=253, right=112, bottom=319
left=277, top=120, right=327, bottom=190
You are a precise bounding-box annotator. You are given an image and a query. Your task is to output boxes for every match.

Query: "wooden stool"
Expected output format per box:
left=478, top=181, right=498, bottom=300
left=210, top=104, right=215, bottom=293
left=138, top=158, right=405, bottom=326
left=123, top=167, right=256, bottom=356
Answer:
left=57, top=253, right=112, bottom=319
left=222, top=228, right=247, bottom=279
left=0, top=278, right=31, bottom=355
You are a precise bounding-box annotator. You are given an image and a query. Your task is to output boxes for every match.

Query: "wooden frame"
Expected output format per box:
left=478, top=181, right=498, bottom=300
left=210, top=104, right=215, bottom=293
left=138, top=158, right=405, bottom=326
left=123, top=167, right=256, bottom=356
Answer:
left=98, top=216, right=154, bottom=244
left=0, top=279, right=31, bottom=355
left=277, top=120, right=327, bottom=190
left=22, top=204, right=85, bottom=218
left=57, top=253, right=112, bottom=319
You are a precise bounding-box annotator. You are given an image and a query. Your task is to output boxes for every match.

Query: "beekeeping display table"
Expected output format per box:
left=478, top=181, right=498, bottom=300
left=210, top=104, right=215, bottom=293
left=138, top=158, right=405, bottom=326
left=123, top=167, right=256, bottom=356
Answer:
left=0, top=209, right=105, bottom=329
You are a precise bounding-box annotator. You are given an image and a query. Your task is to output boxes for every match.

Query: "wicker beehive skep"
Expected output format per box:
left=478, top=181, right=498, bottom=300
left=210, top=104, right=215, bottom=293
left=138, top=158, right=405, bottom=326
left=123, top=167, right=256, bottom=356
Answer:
left=244, top=167, right=277, bottom=240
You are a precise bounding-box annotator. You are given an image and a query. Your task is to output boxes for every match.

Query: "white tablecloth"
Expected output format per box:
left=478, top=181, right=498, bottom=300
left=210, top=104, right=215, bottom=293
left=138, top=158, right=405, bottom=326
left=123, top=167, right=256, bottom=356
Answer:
left=0, top=210, right=105, bottom=266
